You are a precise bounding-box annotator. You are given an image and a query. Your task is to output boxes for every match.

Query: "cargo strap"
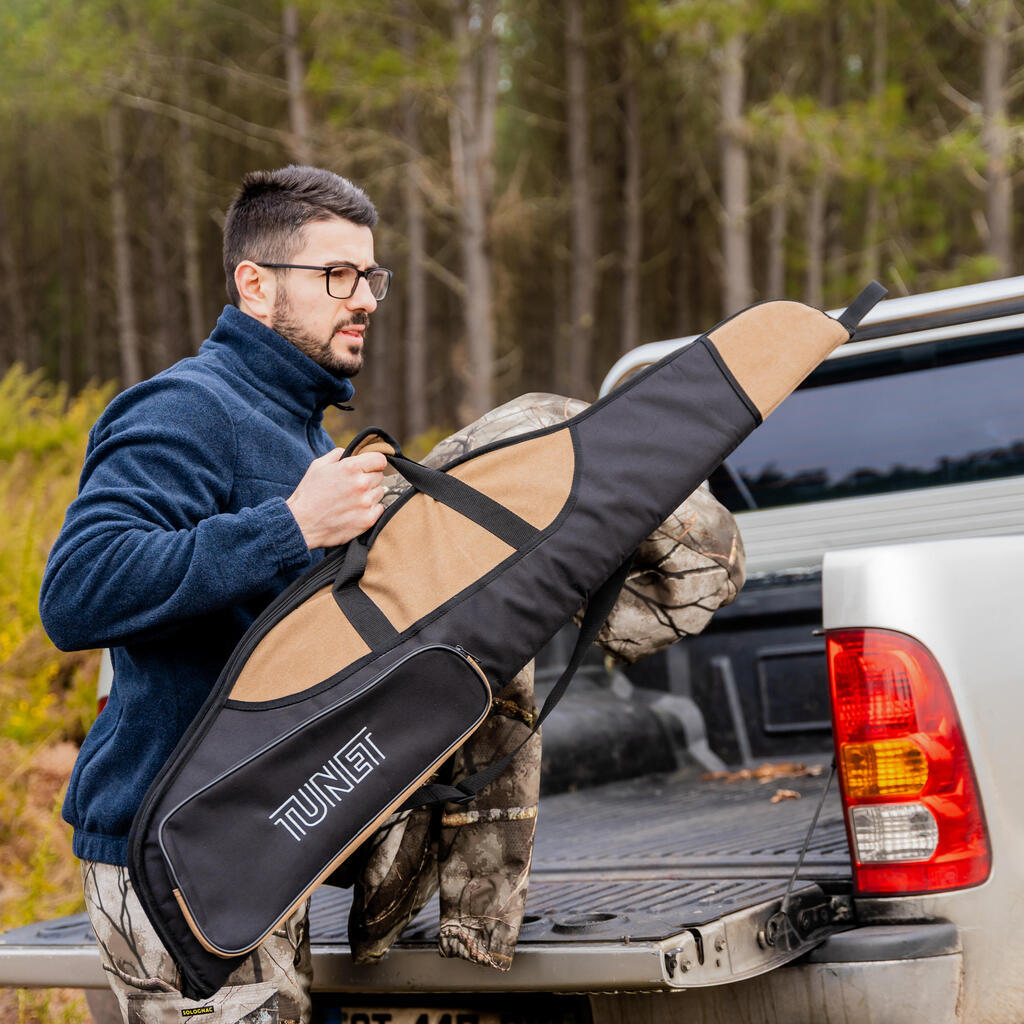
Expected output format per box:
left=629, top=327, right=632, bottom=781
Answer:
left=762, top=758, right=837, bottom=948
left=403, top=555, right=635, bottom=808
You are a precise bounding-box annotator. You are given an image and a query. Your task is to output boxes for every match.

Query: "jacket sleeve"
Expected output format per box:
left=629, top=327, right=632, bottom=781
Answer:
left=39, top=378, right=313, bottom=652
left=592, top=483, right=745, bottom=664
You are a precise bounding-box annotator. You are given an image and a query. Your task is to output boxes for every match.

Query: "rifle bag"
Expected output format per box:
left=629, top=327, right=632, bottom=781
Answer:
left=127, top=285, right=885, bottom=999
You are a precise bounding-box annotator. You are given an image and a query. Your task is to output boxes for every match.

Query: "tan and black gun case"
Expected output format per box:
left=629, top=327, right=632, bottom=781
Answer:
left=128, top=285, right=884, bottom=998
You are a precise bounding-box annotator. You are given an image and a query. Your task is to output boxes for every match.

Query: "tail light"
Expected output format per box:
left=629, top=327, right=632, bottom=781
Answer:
left=96, top=650, right=113, bottom=716
left=827, top=628, right=990, bottom=895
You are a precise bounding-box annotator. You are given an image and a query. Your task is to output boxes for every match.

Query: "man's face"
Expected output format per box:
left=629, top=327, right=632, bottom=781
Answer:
left=269, top=217, right=378, bottom=377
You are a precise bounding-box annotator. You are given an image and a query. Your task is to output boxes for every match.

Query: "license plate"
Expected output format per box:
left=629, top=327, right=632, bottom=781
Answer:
left=323, top=1011, right=503, bottom=1024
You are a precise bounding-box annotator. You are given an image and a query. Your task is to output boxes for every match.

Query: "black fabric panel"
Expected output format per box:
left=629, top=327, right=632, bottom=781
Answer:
left=415, top=337, right=758, bottom=687
left=159, top=645, right=489, bottom=958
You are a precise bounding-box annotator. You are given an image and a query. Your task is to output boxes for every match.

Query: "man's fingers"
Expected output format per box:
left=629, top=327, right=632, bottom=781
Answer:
left=347, top=451, right=388, bottom=472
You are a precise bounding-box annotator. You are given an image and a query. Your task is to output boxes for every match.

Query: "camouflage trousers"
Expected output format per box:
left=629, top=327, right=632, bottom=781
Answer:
left=81, top=860, right=312, bottom=1024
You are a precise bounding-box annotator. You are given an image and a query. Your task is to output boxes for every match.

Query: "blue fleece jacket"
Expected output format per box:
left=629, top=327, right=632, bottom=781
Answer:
left=40, top=306, right=355, bottom=865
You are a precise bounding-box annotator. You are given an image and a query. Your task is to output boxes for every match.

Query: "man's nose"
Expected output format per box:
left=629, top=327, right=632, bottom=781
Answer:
left=347, top=276, right=378, bottom=314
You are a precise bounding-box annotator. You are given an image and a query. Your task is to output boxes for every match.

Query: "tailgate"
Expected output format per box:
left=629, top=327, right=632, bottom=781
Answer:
left=0, top=767, right=853, bottom=992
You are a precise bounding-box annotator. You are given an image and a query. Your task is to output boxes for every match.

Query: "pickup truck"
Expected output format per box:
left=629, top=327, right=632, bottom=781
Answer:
left=3, top=276, right=1023, bottom=1023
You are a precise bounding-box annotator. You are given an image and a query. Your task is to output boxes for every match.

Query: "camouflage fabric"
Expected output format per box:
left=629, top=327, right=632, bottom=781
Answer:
left=82, top=860, right=312, bottom=1023
left=348, top=393, right=744, bottom=970
left=588, top=480, right=745, bottom=663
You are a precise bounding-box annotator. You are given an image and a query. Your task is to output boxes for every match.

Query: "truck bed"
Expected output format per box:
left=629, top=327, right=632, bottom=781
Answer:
left=0, top=764, right=852, bottom=993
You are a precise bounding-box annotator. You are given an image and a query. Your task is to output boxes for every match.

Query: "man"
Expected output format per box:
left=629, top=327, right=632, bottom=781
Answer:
left=40, top=165, right=394, bottom=1022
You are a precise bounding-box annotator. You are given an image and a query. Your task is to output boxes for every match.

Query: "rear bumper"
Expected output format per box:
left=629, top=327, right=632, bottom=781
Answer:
left=589, top=923, right=963, bottom=1024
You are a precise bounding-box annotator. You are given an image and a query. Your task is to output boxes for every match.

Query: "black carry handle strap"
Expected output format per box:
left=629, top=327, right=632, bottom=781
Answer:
left=838, top=280, right=887, bottom=335
left=333, top=428, right=539, bottom=601
left=341, top=425, right=406, bottom=461
left=385, top=454, right=539, bottom=549
left=404, top=555, right=635, bottom=809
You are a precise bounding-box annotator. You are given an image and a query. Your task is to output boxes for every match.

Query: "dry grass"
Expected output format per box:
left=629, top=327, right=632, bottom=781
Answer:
left=0, top=986, right=90, bottom=1023
left=0, top=368, right=112, bottom=1023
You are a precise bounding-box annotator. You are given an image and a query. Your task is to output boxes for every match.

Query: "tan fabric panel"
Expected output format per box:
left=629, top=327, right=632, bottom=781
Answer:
left=361, top=501, right=517, bottom=632
left=361, top=428, right=575, bottom=630
left=229, top=587, right=370, bottom=702
left=445, top=428, right=575, bottom=530
left=709, top=301, right=848, bottom=418
left=351, top=434, right=396, bottom=458
left=230, top=429, right=574, bottom=700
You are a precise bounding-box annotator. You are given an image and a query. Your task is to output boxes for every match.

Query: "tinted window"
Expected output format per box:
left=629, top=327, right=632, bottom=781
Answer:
left=710, top=329, right=1024, bottom=511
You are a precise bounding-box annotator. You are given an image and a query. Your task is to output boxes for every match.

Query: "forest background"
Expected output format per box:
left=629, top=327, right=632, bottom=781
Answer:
left=1, top=0, right=1022, bottom=1019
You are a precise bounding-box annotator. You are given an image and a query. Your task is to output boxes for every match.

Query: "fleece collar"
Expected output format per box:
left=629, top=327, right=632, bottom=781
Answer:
left=202, top=305, right=355, bottom=422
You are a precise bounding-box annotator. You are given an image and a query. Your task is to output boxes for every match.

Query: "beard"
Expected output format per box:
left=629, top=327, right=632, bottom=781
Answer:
left=271, top=289, right=367, bottom=378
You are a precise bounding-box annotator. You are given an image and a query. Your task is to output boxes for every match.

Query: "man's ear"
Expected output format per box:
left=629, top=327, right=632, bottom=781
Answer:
left=235, top=261, right=275, bottom=325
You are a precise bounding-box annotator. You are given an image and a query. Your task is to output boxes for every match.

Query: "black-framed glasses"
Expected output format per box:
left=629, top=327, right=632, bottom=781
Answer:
left=256, top=262, right=393, bottom=301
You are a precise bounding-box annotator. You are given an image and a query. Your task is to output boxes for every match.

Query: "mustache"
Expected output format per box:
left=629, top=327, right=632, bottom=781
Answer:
left=336, top=312, right=370, bottom=332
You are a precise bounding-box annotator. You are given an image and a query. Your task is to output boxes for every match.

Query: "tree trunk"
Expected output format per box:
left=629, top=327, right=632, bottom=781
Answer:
left=566, top=0, right=596, bottom=393
left=861, top=0, right=887, bottom=283
left=982, top=0, right=1012, bottom=276
left=767, top=134, right=790, bottom=298
left=58, top=284, right=74, bottom=388
left=804, top=13, right=837, bottom=308
left=179, top=116, right=206, bottom=350
left=366, top=261, right=395, bottom=428
left=145, top=158, right=177, bottom=375
left=283, top=4, right=313, bottom=165
left=106, top=103, right=144, bottom=388
left=804, top=178, right=826, bottom=308
left=83, top=227, right=103, bottom=383
left=719, top=32, right=752, bottom=316
left=0, top=190, right=33, bottom=370
left=620, top=25, right=642, bottom=355
left=401, top=12, right=429, bottom=438
left=450, top=0, right=498, bottom=424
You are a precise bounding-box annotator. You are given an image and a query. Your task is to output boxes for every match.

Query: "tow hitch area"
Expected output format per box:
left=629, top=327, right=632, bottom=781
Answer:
left=660, top=887, right=854, bottom=987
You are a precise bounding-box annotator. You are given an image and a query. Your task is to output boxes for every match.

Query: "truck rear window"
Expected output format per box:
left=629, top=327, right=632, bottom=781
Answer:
left=710, top=328, right=1024, bottom=511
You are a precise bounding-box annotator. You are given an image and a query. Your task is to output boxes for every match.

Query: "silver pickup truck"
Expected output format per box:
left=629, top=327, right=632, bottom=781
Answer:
left=3, top=277, right=1023, bottom=1023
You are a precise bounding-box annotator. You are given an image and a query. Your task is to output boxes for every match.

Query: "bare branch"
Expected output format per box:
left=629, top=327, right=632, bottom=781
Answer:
left=115, top=91, right=282, bottom=152
left=895, top=6, right=978, bottom=114
left=139, top=49, right=289, bottom=95
left=941, top=0, right=985, bottom=42
left=421, top=253, right=466, bottom=298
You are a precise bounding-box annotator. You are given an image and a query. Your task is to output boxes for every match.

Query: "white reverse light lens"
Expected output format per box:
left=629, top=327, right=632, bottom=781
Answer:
left=850, top=803, right=940, bottom=863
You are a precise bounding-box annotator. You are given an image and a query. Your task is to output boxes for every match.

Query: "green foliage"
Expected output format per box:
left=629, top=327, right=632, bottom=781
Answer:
left=0, top=368, right=110, bottom=948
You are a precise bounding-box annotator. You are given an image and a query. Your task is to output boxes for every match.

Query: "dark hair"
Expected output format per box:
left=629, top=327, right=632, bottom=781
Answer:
left=222, top=165, right=378, bottom=306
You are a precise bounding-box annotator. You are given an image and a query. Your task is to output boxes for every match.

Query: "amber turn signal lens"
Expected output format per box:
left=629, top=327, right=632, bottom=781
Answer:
left=841, top=738, right=929, bottom=798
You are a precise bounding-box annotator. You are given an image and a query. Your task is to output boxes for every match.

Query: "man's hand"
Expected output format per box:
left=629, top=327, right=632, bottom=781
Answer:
left=286, top=450, right=388, bottom=550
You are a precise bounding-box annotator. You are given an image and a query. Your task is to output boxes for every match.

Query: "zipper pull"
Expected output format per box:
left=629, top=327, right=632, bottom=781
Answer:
left=455, top=644, right=479, bottom=664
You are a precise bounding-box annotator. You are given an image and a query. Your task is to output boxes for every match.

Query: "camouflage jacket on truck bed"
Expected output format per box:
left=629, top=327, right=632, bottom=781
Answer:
left=344, top=392, right=745, bottom=969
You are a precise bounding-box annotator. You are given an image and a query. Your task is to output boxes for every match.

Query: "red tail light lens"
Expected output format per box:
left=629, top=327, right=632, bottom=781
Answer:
left=827, top=628, right=990, bottom=895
